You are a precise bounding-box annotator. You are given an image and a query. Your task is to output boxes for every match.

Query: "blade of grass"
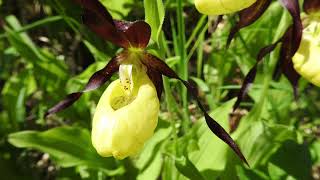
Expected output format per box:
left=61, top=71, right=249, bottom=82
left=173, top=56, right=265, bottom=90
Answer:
left=185, top=15, right=207, bottom=49
left=196, top=31, right=205, bottom=78
left=0, top=16, right=63, bottom=39
left=187, top=24, right=208, bottom=62
left=176, top=0, right=189, bottom=132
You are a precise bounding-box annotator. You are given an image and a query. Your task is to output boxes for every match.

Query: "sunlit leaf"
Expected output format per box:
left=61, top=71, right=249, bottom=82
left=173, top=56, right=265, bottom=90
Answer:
left=135, top=121, right=171, bottom=180
left=100, top=0, right=134, bottom=19
left=189, top=99, right=236, bottom=178
left=1, top=70, right=36, bottom=125
left=8, top=126, right=124, bottom=175
left=175, top=156, right=205, bottom=180
left=234, top=120, right=297, bottom=167
left=144, top=0, right=165, bottom=44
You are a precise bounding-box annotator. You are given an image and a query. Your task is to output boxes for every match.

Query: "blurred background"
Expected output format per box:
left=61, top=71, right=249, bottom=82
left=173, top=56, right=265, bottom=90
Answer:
left=0, top=0, right=319, bottom=179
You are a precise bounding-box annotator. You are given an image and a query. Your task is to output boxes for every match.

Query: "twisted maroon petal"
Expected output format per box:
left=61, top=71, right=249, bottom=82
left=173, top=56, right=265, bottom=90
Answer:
left=72, top=0, right=129, bottom=48
left=45, top=55, right=124, bottom=117
left=146, top=68, right=163, bottom=99
left=233, top=0, right=303, bottom=110
left=227, top=0, right=272, bottom=47
left=72, top=0, right=151, bottom=48
left=278, top=0, right=302, bottom=97
left=233, top=41, right=282, bottom=111
left=278, top=26, right=301, bottom=98
left=142, top=53, right=249, bottom=166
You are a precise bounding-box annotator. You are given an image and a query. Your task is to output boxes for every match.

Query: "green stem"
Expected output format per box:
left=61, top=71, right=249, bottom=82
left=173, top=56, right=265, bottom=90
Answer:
left=187, top=24, right=208, bottom=62
left=185, top=15, right=207, bottom=49
left=197, top=31, right=205, bottom=78
left=176, top=0, right=190, bottom=132
left=158, top=32, right=178, bottom=151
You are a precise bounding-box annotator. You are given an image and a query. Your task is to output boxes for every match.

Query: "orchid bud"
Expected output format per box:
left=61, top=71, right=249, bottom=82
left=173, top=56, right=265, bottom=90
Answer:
left=194, top=0, right=257, bottom=15
left=292, top=20, right=320, bottom=87
left=91, top=62, right=160, bottom=159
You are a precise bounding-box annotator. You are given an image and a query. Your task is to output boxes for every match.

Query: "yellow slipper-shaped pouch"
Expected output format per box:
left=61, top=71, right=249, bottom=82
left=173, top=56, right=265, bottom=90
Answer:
left=91, top=64, right=160, bottom=159
left=293, top=21, right=320, bottom=87
left=195, top=0, right=257, bottom=15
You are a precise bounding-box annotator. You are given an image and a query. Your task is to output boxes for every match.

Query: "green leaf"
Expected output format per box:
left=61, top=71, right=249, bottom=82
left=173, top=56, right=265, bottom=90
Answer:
left=66, top=61, right=107, bottom=93
left=235, top=120, right=297, bottom=167
left=190, top=77, right=210, bottom=92
left=144, top=0, right=165, bottom=44
left=235, top=165, right=269, bottom=180
left=4, top=15, right=68, bottom=92
left=311, top=140, right=320, bottom=165
left=8, top=126, right=124, bottom=175
left=46, top=0, right=116, bottom=57
left=162, top=156, right=179, bottom=180
left=189, top=99, right=236, bottom=179
left=269, top=140, right=312, bottom=180
left=135, top=120, right=172, bottom=180
left=137, top=150, right=163, bottom=180
left=1, top=70, right=36, bottom=127
left=83, top=40, right=110, bottom=62
left=175, top=156, right=204, bottom=180
left=100, top=0, right=134, bottom=19
left=267, top=162, right=288, bottom=180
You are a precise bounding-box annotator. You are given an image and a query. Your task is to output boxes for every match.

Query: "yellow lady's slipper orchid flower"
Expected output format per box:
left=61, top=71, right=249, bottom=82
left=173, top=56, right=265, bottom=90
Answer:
left=46, top=0, right=248, bottom=164
left=194, top=0, right=257, bottom=15
left=292, top=21, right=320, bottom=87
left=91, top=62, right=160, bottom=159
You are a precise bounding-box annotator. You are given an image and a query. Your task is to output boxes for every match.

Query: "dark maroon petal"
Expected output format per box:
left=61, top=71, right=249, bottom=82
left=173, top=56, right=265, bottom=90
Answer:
left=82, top=10, right=129, bottom=48
left=142, top=53, right=249, bottom=166
left=83, top=55, right=122, bottom=91
left=45, top=55, right=123, bottom=117
left=72, top=0, right=151, bottom=48
left=124, top=21, right=151, bottom=48
left=227, top=0, right=272, bottom=47
left=278, top=26, right=301, bottom=99
left=72, top=0, right=129, bottom=48
left=146, top=68, right=163, bottom=99
left=45, top=93, right=82, bottom=117
left=233, top=41, right=281, bottom=111
left=72, top=0, right=114, bottom=24
left=233, top=67, right=257, bottom=111
left=278, top=0, right=302, bottom=98
left=303, top=0, right=320, bottom=14
left=279, top=0, right=302, bottom=53
left=234, top=0, right=303, bottom=110
left=114, top=20, right=151, bottom=48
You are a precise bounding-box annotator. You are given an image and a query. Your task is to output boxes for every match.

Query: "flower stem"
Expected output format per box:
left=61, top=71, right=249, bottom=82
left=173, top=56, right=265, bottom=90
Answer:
left=176, top=0, right=190, bottom=133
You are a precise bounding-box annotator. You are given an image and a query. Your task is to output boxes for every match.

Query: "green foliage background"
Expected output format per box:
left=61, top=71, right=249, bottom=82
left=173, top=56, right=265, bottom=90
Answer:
left=0, top=0, right=319, bottom=179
